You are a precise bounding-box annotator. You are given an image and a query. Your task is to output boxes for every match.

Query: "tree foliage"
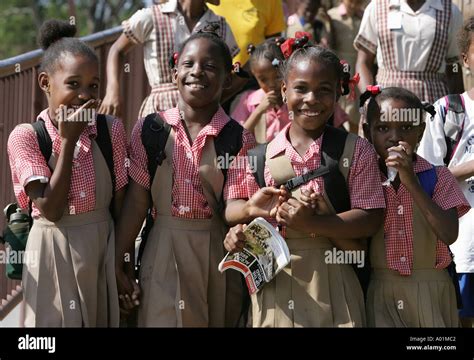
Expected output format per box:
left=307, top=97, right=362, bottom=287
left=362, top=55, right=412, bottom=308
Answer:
left=0, top=0, right=145, bottom=59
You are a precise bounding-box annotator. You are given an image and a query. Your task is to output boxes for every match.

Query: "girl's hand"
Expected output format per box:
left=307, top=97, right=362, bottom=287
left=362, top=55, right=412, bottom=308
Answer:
left=98, top=91, right=121, bottom=117
left=57, top=99, right=98, bottom=142
left=116, top=259, right=140, bottom=315
left=224, top=224, right=248, bottom=253
left=386, top=141, right=418, bottom=188
left=276, top=197, right=314, bottom=231
left=256, top=90, right=280, bottom=113
left=300, top=189, right=333, bottom=215
left=247, top=186, right=288, bottom=218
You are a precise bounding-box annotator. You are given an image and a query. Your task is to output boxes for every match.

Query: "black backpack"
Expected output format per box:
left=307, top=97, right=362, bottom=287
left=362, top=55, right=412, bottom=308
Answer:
left=138, top=112, right=244, bottom=266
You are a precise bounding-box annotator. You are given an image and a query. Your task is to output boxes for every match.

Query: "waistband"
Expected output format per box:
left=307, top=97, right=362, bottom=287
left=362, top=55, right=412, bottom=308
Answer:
left=377, top=69, right=445, bottom=81
left=33, top=208, right=111, bottom=227
left=371, top=268, right=451, bottom=282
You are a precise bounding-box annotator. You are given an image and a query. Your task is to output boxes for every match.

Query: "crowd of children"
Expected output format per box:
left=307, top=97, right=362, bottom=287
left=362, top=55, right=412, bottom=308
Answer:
left=5, top=0, right=474, bottom=328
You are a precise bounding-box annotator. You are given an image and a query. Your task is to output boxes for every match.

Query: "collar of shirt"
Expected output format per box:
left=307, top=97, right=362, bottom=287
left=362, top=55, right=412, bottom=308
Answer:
left=164, top=106, right=230, bottom=137
left=36, top=108, right=98, bottom=158
left=247, top=89, right=288, bottom=117
left=266, top=123, right=322, bottom=162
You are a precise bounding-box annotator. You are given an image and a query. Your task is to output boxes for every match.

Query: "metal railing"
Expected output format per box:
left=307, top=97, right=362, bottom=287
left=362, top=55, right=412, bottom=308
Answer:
left=0, top=25, right=149, bottom=320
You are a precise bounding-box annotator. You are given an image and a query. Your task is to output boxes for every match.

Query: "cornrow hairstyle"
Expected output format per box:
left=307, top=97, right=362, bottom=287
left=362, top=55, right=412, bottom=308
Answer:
left=360, top=87, right=435, bottom=125
left=280, top=43, right=351, bottom=97
left=176, top=31, right=233, bottom=72
left=38, top=19, right=98, bottom=73
left=458, top=16, right=474, bottom=56
left=248, top=37, right=286, bottom=69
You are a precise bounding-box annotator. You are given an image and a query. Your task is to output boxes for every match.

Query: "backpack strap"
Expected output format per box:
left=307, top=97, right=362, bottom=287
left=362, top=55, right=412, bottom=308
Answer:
left=213, top=119, right=244, bottom=182
left=443, top=94, right=466, bottom=165
left=416, top=165, right=438, bottom=198
left=31, top=119, right=52, bottom=163
left=95, top=114, right=115, bottom=192
left=141, top=112, right=172, bottom=186
left=320, top=125, right=352, bottom=213
left=248, top=143, right=268, bottom=188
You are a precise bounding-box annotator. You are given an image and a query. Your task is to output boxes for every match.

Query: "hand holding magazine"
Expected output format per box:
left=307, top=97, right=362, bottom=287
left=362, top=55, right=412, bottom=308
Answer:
left=218, top=217, right=290, bottom=295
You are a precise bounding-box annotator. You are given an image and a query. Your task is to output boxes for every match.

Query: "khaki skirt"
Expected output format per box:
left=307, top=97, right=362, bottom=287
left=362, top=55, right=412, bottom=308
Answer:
left=367, top=269, right=460, bottom=327
left=251, top=236, right=366, bottom=327
left=22, top=208, right=119, bottom=327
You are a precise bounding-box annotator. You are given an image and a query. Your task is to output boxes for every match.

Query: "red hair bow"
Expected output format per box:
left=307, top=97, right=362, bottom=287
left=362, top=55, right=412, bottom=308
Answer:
left=367, top=84, right=382, bottom=95
left=280, top=32, right=311, bottom=59
left=294, top=31, right=313, bottom=41
left=347, top=73, right=360, bottom=101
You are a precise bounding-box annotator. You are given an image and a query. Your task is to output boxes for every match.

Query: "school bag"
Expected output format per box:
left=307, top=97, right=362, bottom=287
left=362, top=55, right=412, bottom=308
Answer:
left=1, top=115, right=115, bottom=280
left=439, top=94, right=466, bottom=166
left=416, top=166, right=463, bottom=309
left=247, top=125, right=372, bottom=291
left=138, top=112, right=244, bottom=268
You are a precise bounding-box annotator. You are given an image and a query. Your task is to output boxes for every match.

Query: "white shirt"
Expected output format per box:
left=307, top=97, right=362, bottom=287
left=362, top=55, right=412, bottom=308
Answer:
left=122, top=0, right=240, bottom=88
left=354, top=0, right=463, bottom=73
left=418, top=92, right=474, bottom=272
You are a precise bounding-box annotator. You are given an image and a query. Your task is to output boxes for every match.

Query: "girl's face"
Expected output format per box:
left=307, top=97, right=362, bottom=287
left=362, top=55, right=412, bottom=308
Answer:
left=174, top=38, right=230, bottom=109
left=364, top=99, right=425, bottom=160
left=462, top=34, right=474, bottom=74
left=282, top=59, right=338, bottom=133
left=251, top=58, right=282, bottom=97
left=39, top=54, right=99, bottom=120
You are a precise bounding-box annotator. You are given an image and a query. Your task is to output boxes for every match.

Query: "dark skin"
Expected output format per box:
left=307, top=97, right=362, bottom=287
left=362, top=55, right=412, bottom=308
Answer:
left=99, top=0, right=221, bottom=116
left=115, top=37, right=283, bottom=314
left=242, top=58, right=283, bottom=133
left=28, top=53, right=125, bottom=223
left=363, top=98, right=459, bottom=245
left=224, top=60, right=382, bottom=254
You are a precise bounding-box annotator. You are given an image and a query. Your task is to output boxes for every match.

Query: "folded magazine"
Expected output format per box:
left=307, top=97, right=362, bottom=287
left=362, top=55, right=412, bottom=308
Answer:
left=218, top=217, right=290, bottom=295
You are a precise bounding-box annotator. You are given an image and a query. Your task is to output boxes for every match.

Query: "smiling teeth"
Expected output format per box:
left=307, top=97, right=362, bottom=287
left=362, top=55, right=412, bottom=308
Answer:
left=188, top=84, right=205, bottom=89
left=302, top=110, right=320, bottom=116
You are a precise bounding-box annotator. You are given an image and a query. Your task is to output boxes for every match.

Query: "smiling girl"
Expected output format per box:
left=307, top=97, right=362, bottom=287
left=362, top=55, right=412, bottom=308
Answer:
left=7, top=20, right=128, bottom=327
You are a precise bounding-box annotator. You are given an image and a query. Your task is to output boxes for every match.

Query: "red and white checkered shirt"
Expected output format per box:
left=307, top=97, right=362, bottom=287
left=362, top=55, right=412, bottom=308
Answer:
left=247, top=123, right=386, bottom=211
left=7, top=109, right=129, bottom=218
left=129, top=106, right=255, bottom=219
left=381, top=155, right=470, bottom=275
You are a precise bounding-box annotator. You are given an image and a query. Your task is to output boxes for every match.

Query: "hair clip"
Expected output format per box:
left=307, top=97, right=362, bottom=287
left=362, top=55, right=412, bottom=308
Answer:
left=422, top=101, right=436, bottom=118
left=271, top=58, right=280, bottom=67
left=274, top=37, right=285, bottom=47
left=247, top=44, right=256, bottom=55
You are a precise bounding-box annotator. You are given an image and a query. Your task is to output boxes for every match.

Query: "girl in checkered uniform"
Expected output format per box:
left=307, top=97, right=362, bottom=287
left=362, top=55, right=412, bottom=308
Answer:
left=115, top=31, right=284, bottom=327
left=224, top=39, right=386, bottom=327
left=7, top=20, right=129, bottom=327
left=361, top=86, right=470, bottom=327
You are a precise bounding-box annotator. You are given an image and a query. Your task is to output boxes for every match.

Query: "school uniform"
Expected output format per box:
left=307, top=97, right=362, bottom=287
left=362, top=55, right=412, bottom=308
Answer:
left=367, top=155, right=470, bottom=327
left=231, top=88, right=291, bottom=144
left=418, top=92, right=474, bottom=318
left=7, top=109, right=129, bottom=327
left=328, top=3, right=363, bottom=126
left=245, top=124, right=386, bottom=327
left=354, top=0, right=463, bottom=103
left=129, top=107, right=255, bottom=327
left=122, top=0, right=239, bottom=117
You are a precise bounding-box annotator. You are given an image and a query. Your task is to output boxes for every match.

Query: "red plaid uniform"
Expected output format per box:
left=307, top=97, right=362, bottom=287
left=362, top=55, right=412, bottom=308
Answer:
left=7, top=109, right=129, bottom=218
left=129, top=107, right=255, bottom=219
left=247, top=124, right=386, bottom=211
left=380, top=155, right=470, bottom=275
